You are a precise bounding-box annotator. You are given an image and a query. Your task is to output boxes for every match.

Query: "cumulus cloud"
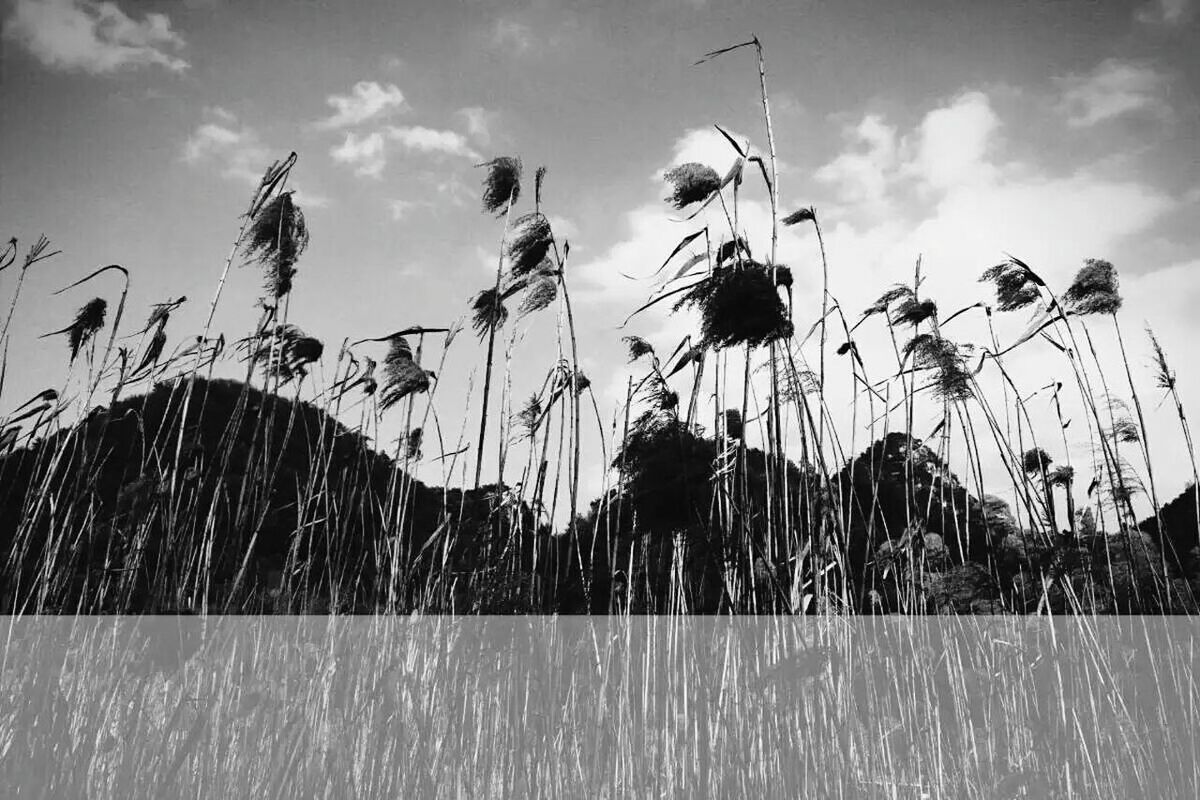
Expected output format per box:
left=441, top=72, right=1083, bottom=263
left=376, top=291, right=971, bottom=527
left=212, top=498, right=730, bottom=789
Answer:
left=815, top=115, right=898, bottom=207
left=316, top=81, right=406, bottom=130
left=570, top=86, right=1191, bottom=509
left=183, top=109, right=271, bottom=183
left=816, top=92, right=999, bottom=209
left=663, top=127, right=757, bottom=178
left=3, top=0, right=188, bottom=74
left=330, top=131, right=387, bottom=178
left=1055, top=59, right=1170, bottom=128
left=905, top=91, right=999, bottom=190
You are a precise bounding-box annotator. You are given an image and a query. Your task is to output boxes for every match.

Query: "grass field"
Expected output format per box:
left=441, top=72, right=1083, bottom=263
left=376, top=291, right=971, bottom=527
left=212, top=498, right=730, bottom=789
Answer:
left=3, top=615, right=1197, bottom=798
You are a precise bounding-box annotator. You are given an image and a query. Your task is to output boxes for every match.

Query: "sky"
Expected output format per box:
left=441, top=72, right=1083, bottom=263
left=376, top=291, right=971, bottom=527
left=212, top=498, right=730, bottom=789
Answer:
left=2, top=0, right=1199, bottom=525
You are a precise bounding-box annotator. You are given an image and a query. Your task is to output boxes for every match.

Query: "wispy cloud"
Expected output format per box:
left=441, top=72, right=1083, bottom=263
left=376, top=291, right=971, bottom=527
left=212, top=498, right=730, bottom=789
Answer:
left=3, top=0, right=188, bottom=74
left=330, top=131, right=387, bottom=178
left=1135, top=0, right=1191, bottom=25
left=457, top=106, right=498, bottom=146
left=183, top=109, right=270, bottom=183
left=328, top=126, right=479, bottom=178
left=388, top=199, right=417, bottom=221
left=387, top=126, right=479, bottom=159
left=490, top=18, right=532, bottom=54
left=183, top=108, right=328, bottom=207
left=316, top=81, right=407, bottom=130
left=1055, top=59, right=1170, bottom=128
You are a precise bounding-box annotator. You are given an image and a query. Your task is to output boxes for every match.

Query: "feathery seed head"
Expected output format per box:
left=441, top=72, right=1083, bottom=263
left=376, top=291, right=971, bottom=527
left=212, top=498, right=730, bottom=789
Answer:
left=864, top=285, right=914, bottom=319
left=1065, top=258, right=1122, bottom=315
left=891, top=297, right=938, bottom=328
left=480, top=156, right=522, bottom=216
left=244, top=192, right=309, bottom=300
left=623, top=335, right=654, bottom=362
left=663, top=162, right=721, bottom=210
left=517, top=273, right=557, bottom=318
left=1022, top=447, right=1052, bottom=475
left=380, top=335, right=433, bottom=410
left=60, top=297, right=108, bottom=361
left=980, top=261, right=1040, bottom=312
left=673, top=261, right=790, bottom=349
left=903, top=332, right=973, bottom=401
left=471, top=287, right=508, bottom=338
left=781, top=207, right=816, bottom=226
left=508, top=213, right=554, bottom=277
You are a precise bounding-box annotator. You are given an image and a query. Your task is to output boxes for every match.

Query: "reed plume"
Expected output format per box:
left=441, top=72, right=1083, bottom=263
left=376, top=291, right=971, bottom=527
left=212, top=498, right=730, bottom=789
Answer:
left=243, top=192, right=309, bottom=299
left=664, top=163, right=721, bottom=209
left=479, top=157, right=522, bottom=216
left=41, top=297, right=107, bottom=362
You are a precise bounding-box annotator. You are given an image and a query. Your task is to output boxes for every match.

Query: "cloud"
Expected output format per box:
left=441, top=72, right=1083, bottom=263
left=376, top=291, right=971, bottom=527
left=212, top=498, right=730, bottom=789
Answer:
left=183, top=110, right=271, bottom=183
left=570, top=83, right=1191, bottom=508
left=1055, top=59, right=1170, bottom=128
left=330, top=131, right=387, bottom=178
left=905, top=91, right=999, bottom=190
left=387, top=126, right=479, bottom=159
left=1135, top=0, right=1190, bottom=24
left=316, top=81, right=406, bottom=130
left=184, top=109, right=328, bottom=207
left=814, top=114, right=898, bottom=207
left=3, top=0, right=188, bottom=74
left=457, top=106, right=497, bottom=146
left=388, top=199, right=416, bottom=221
left=434, top=174, right=473, bottom=207
left=816, top=91, right=998, bottom=211
left=664, top=127, right=753, bottom=177
left=491, top=18, right=532, bottom=54
left=291, top=189, right=330, bottom=209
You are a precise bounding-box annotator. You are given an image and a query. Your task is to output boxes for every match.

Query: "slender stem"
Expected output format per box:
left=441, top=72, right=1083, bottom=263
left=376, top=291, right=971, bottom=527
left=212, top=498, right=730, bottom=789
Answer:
left=474, top=193, right=515, bottom=489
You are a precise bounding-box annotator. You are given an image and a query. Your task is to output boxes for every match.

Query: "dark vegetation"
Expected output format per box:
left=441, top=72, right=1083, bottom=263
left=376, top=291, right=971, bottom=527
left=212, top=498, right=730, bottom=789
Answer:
left=2, top=41, right=1198, bottom=616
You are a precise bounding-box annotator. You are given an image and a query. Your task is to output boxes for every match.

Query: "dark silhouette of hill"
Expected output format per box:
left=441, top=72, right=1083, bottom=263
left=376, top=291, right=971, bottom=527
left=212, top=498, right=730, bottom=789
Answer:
left=833, top=431, right=998, bottom=608
left=0, top=377, right=536, bottom=613
left=1140, top=483, right=1199, bottom=570
left=560, top=414, right=814, bottom=613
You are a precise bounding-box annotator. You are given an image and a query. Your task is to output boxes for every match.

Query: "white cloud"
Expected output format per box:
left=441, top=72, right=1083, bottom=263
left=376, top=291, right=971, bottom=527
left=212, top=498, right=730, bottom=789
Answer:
left=570, top=87, right=1193, bottom=511
left=1055, top=59, right=1169, bottom=128
left=388, top=199, right=416, bottom=220
left=435, top=174, right=473, bottom=207
left=1135, top=0, right=1190, bottom=24
left=664, top=127, right=752, bottom=178
left=457, top=106, right=497, bottom=146
left=905, top=91, right=999, bottom=190
left=183, top=110, right=271, bottom=183
left=815, top=114, right=898, bottom=207
left=548, top=215, right=578, bottom=242
left=3, top=0, right=188, bottom=74
left=316, top=81, right=406, bottom=130
left=491, top=18, right=532, bottom=54
left=816, top=92, right=998, bottom=209
left=330, top=131, right=387, bottom=178
left=387, top=126, right=479, bottom=159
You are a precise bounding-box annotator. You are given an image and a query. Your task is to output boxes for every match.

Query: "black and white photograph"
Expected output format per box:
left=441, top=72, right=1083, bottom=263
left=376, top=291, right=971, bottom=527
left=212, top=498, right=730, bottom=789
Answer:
left=2, top=0, right=1199, bottom=796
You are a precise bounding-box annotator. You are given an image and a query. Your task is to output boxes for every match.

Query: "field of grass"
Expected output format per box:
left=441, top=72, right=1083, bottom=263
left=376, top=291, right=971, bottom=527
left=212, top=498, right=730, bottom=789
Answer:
left=3, top=615, right=1198, bottom=797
